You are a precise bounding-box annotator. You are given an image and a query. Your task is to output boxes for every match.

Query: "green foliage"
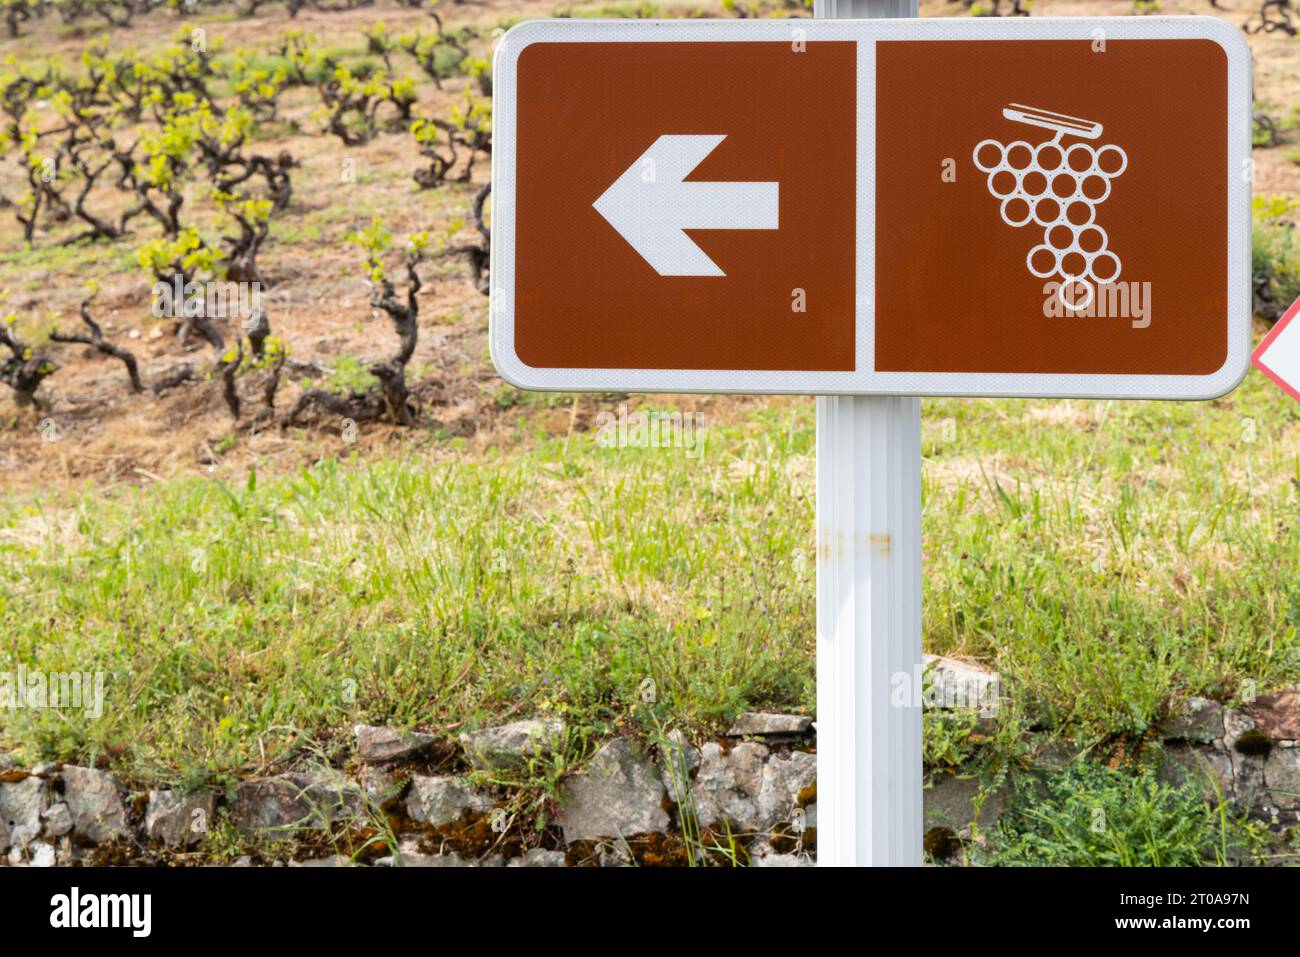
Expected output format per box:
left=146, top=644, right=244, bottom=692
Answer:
left=1253, top=115, right=1279, bottom=148
left=0, top=410, right=815, bottom=781
left=135, top=228, right=221, bottom=280
left=348, top=217, right=432, bottom=284
left=922, top=363, right=1300, bottom=746
left=279, top=30, right=339, bottom=86
left=348, top=216, right=393, bottom=283
left=326, top=354, right=378, bottom=395
left=212, top=191, right=273, bottom=226
left=923, top=710, right=982, bottom=772
left=223, top=52, right=289, bottom=120
left=449, top=91, right=490, bottom=136
left=575, top=1, right=664, bottom=17
left=982, top=761, right=1247, bottom=866
left=1253, top=195, right=1300, bottom=321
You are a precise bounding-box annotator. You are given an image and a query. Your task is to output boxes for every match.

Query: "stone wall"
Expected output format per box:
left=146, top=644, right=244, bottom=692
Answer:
left=4, top=670, right=1298, bottom=867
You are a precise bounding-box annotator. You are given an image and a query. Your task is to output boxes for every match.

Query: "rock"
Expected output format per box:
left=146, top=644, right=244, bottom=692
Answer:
left=726, top=712, right=813, bottom=737
left=233, top=769, right=365, bottom=837
left=398, top=851, right=469, bottom=867
left=62, top=766, right=130, bottom=844
left=1032, top=738, right=1088, bottom=772
left=597, top=845, right=634, bottom=867
left=376, top=837, right=434, bottom=867
left=53, top=837, right=91, bottom=866
left=1230, top=751, right=1267, bottom=808
left=405, top=775, right=492, bottom=827
left=657, top=729, right=701, bottom=806
left=1223, top=709, right=1256, bottom=749
left=753, top=750, right=817, bottom=833
left=1160, top=744, right=1235, bottom=802
left=924, top=654, right=1000, bottom=714
left=29, top=841, right=56, bottom=867
left=353, top=724, right=435, bottom=765
left=1157, top=697, right=1225, bottom=743
left=460, top=718, right=565, bottom=772
left=41, top=802, right=73, bottom=838
left=0, top=775, right=47, bottom=850
left=924, top=773, right=1006, bottom=832
left=405, top=858, right=473, bottom=868
left=1243, top=685, right=1300, bottom=741
left=289, top=854, right=352, bottom=867
left=5, top=839, right=55, bottom=867
left=557, top=738, right=668, bottom=843
left=1200, top=748, right=1237, bottom=801
left=1264, top=745, right=1300, bottom=810
left=507, top=848, right=567, bottom=867
left=753, top=853, right=813, bottom=867
left=376, top=838, right=499, bottom=867
left=691, top=741, right=769, bottom=830
left=144, top=790, right=216, bottom=846
left=359, top=766, right=400, bottom=806
left=415, top=853, right=472, bottom=867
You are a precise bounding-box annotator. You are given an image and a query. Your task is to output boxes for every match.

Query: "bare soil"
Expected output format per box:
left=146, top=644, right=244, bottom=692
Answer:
left=0, top=0, right=1296, bottom=494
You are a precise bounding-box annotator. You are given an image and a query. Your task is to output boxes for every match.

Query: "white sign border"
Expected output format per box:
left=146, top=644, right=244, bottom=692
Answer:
left=490, top=16, right=1253, bottom=400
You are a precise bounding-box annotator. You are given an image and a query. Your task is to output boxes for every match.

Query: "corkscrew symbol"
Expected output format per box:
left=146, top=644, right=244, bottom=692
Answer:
left=973, top=104, right=1128, bottom=312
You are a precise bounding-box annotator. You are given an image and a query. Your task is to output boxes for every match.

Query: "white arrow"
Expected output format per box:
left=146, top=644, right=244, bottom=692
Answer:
left=592, top=134, right=779, bottom=277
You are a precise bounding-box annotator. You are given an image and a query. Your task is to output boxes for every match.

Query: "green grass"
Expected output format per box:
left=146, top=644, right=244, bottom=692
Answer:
left=980, top=761, right=1260, bottom=867
left=0, top=240, right=138, bottom=285
left=0, top=406, right=815, bottom=784
left=923, top=372, right=1300, bottom=742
left=0, top=350, right=1297, bottom=800
left=1253, top=196, right=1300, bottom=321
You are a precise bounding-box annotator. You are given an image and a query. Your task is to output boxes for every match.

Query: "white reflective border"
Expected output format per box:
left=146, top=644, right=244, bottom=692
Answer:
left=490, top=16, right=1252, bottom=400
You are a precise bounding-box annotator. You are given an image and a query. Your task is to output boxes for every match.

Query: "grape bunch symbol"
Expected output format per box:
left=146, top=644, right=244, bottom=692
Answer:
left=973, top=104, right=1128, bottom=312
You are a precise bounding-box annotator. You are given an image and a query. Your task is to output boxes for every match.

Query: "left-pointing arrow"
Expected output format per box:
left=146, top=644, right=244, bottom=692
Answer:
left=592, top=134, right=779, bottom=277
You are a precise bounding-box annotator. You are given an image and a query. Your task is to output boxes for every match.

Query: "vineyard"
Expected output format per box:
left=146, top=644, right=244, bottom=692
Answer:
left=0, top=0, right=1297, bottom=487
left=0, top=0, right=508, bottom=484
left=0, top=0, right=1298, bottom=868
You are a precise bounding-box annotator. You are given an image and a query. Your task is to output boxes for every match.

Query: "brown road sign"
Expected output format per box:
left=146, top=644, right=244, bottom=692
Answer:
left=490, top=16, right=1253, bottom=399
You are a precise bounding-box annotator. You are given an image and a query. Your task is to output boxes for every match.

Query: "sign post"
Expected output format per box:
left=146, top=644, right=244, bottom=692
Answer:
left=490, top=12, right=1252, bottom=866
left=813, top=0, right=922, bottom=872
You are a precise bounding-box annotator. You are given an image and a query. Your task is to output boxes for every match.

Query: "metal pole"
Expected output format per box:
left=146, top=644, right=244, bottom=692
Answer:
left=814, top=0, right=923, bottom=867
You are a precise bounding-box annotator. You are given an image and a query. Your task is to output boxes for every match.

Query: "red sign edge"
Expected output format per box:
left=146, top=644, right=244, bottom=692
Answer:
left=1251, top=296, right=1300, bottom=403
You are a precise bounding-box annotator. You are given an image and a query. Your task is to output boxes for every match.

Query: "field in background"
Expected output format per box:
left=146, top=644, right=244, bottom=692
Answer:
left=0, top=0, right=1298, bottom=864
left=3, top=364, right=1299, bottom=753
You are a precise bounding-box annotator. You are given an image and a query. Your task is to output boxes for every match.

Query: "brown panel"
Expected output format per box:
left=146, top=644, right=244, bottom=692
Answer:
left=875, top=39, right=1228, bottom=376
left=515, top=41, right=857, bottom=371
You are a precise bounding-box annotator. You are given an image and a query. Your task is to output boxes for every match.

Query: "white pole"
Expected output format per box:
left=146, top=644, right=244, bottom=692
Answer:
left=814, top=0, right=923, bottom=867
